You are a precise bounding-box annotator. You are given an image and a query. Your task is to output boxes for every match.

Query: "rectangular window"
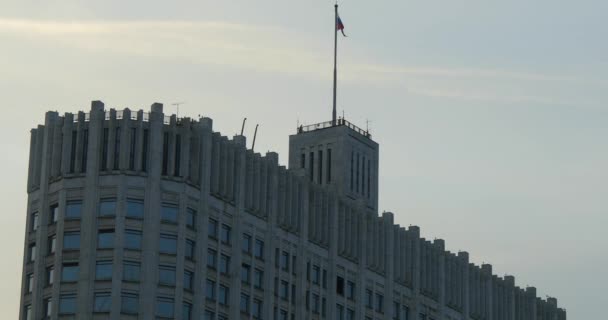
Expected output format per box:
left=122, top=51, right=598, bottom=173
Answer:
left=207, top=248, right=217, bottom=269
left=81, top=129, right=89, bottom=172
left=124, top=229, right=142, bottom=250
left=48, top=234, right=56, bottom=254
left=183, top=302, right=192, bottom=320
left=218, top=285, right=229, bottom=305
left=69, top=130, right=77, bottom=173
left=159, top=265, right=176, bottom=286
left=183, top=270, right=194, bottom=291
left=46, top=266, right=54, bottom=286
left=336, top=304, right=344, bottom=320
left=365, top=289, right=373, bottom=308
left=97, top=229, right=115, bottom=249
left=162, top=132, right=169, bottom=175
left=220, top=224, right=231, bottom=244
left=208, top=218, right=218, bottom=239
left=375, top=293, right=384, bottom=312
left=322, top=269, right=327, bottom=288
left=63, top=231, right=80, bottom=250
left=220, top=254, right=230, bottom=274
left=26, top=273, right=33, bottom=293
left=30, top=212, right=39, bottom=232
left=142, top=129, right=149, bottom=172
left=174, top=134, right=181, bottom=177
left=102, top=127, right=109, bottom=170
left=186, top=208, right=196, bottom=229
left=356, top=153, right=360, bottom=193
left=161, top=204, right=178, bottom=224
left=49, top=204, right=58, bottom=224
left=98, top=198, right=116, bottom=217
left=393, top=301, right=400, bottom=320
left=113, top=127, right=121, bottom=170
left=61, top=262, right=79, bottom=282
left=309, top=151, right=314, bottom=181
left=240, top=293, right=250, bottom=313
left=44, top=298, right=52, bottom=317
left=280, top=280, right=289, bottom=300
left=254, top=268, right=264, bottom=289
left=312, top=293, right=320, bottom=313
left=346, top=281, right=355, bottom=300
left=205, top=279, right=216, bottom=300
left=280, top=251, right=289, bottom=271
left=93, top=292, right=111, bottom=313
left=126, top=199, right=144, bottom=219
left=350, top=151, right=354, bottom=191
left=336, top=276, right=345, bottom=295
left=59, top=293, right=76, bottom=314
left=185, top=239, right=195, bottom=260
left=367, top=159, right=371, bottom=198
left=241, top=263, right=251, bottom=283
left=254, top=239, right=264, bottom=259
left=253, top=299, right=262, bottom=319
left=123, top=261, right=140, bottom=282
left=129, top=127, right=136, bottom=170
left=204, top=310, right=215, bottom=320
left=362, top=156, right=366, bottom=195
left=318, top=150, right=323, bottom=183
left=24, top=304, right=32, bottom=320
left=312, top=265, right=320, bottom=285
left=346, top=308, right=355, bottom=320
left=242, top=234, right=252, bottom=254
left=159, top=234, right=177, bottom=254
left=300, top=153, right=305, bottom=169
left=327, top=148, right=332, bottom=183
left=65, top=200, right=82, bottom=219
left=156, top=296, right=174, bottom=318
left=121, top=292, right=138, bottom=315
left=95, top=260, right=113, bottom=280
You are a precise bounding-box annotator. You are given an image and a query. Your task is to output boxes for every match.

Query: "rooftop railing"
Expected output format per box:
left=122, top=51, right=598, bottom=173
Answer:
left=298, top=118, right=371, bottom=139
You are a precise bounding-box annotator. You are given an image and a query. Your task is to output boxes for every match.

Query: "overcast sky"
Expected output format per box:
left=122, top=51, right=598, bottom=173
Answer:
left=1, top=1, right=606, bottom=318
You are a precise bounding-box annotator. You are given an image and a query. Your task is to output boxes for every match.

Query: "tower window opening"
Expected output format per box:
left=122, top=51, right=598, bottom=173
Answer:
left=301, top=153, right=305, bottom=169
left=142, top=129, right=149, bottom=172
left=162, top=132, right=169, bottom=175
left=129, top=128, right=136, bottom=170
left=309, top=151, right=314, bottom=182
left=356, top=153, right=360, bottom=193
left=69, top=130, right=77, bottom=173
left=350, top=151, right=354, bottom=191
left=327, top=148, right=332, bottom=183
left=174, top=134, right=181, bottom=177
left=318, top=150, right=323, bottom=184
left=101, top=128, right=109, bottom=170
left=113, top=127, right=120, bottom=170
left=81, top=129, right=88, bottom=172
left=367, top=159, right=371, bottom=198
left=362, top=156, right=366, bottom=196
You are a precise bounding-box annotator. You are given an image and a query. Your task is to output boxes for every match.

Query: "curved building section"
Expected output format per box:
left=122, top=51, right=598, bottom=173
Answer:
left=20, top=101, right=566, bottom=320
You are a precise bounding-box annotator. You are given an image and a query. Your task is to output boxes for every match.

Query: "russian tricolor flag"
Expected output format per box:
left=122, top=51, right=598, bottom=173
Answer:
left=336, top=14, right=346, bottom=36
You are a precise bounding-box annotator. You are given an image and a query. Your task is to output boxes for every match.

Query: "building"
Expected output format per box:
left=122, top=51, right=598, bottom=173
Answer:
left=20, top=101, right=566, bottom=320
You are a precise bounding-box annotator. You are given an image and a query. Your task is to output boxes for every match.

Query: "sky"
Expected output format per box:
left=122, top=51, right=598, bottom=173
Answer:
left=1, top=0, right=606, bottom=318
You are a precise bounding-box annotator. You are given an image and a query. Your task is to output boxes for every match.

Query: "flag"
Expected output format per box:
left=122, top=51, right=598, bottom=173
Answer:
left=336, top=14, right=346, bottom=37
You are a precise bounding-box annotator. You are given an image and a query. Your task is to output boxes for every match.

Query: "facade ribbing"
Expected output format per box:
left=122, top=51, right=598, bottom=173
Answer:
left=19, top=101, right=566, bottom=320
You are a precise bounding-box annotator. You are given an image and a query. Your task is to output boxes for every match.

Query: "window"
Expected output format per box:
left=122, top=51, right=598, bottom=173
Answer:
left=241, top=263, right=251, bottom=283
left=59, top=294, right=76, bottom=314
left=159, top=265, right=176, bottom=286
left=365, top=289, right=373, bottom=308
left=23, top=304, right=31, bottom=320
left=156, top=297, right=174, bottom=318
left=184, top=270, right=194, bottom=291
left=26, top=273, right=33, bottom=293
left=312, top=265, right=320, bottom=284
left=218, top=285, right=229, bottom=305
left=44, top=297, right=52, bottom=317
left=280, top=280, right=289, bottom=300
left=159, top=234, right=177, bottom=254
left=280, top=251, right=289, bottom=271
left=322, top=269, right=327, bottom=288
left=309, top=151, right=314, bottom=181
left=82, top=128, right=89, bottom=172
left=312, top=294, right=320, bottom=313
left=126, top=199, right=144, bottom=219
left=30, top=212, right=39, bottom=232
left=121, top=292, right=138, bottom=314
left=95, top=260, right=113, bottom=280
left=98, top=198, right=116, bottom=217
left=346, top=308, right=355, bottom=320
left=327, top=148, right=332, bottom=183
left=113, top=127, right=120, bottom=170
left=253, top=299, right=262, bottom=319
left=65, top=200, right=82, bottom=219
left=142, top=129, right=149, bottom=172
left=402, top=306, right=410, bottom=320
left=61, top=263, right=79, bottom=282
left=220, top=224, right=231, bottom=244
left=185, top=239, right=195, bottom=260
left=124, top=229, right=142, bottom=250
left=336, top=276, right=345, bottom=295
left=48, top=235, right=56, bottom=254
left=204, top=310, right=215, bottom=320
left=97, top=229, right=115, bottom=249
left=254, top=239, right=264, bottom=259
left=375, top=293, right=384, bottom=313
left=93, top=292, right=111, bottom=313
left=46, top=266, right=54, bottom=286
left=393, top=301, right=400, bottom=320
left=102, top=127, right=109, bottom=170
left=318, top=150, right=323, bottom=183
left=123, top=261, right=140, bottom=282
left=186, top=208, right=196, bottom=229
left=174, top=134, right=181, bottom=176
left=69, top=130, right=77, bottom=173
left=205, top=279, right=216, bottom=300
left=336, top=304, right=344, bottom=320
left=208, top=218, right=218, bottom=239
left=161, top=204, right=178, bottom=223
left=356, top=153, right=360, bottom=193
left=350, top=151, right=354, bottom=191
left=346, top=281, right=355, bottom=300
left=240, top=293, right=250, bottom=313
left=162, top=132, right=169, bottom=175
left=242, top=234, right=252, bottom=254
left=300, top=153, right=305, bottom=169
left=63, top=231, right=80, bottom=250
left=254, top=268, right=264, bottom=289
left=182, top=302, right=192, bottom=320
left=49, top=204, right=58, bottom=224
left=220, top=254, right=230, bottom=274
left=207, top=249, right=217, bottom=269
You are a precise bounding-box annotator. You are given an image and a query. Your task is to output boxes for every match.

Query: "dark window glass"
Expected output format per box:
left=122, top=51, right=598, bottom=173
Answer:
left=204, top=310, right=215, bottom=320
left=159, top=265, right=176, bottom=286
left=253, top=299, right=262, bottom=319
left=30, top=212, right=39, bottom=232
left=280, top=280, right=289, bottom=299
left=161, top=204, right=178, bottom=223
left=336, top=304, right=344, bottom=320
left=65, top=200, right=82, bottom=219
left=113, top=127, right=120, bottom=170
left=254, top=239, right=264, bottom=259
left=26, top=273, right=33, bottom=292
left=97, top=229, right=115, bottom=249
left=312, top=265, right=320, bottom=284
left=126, top=199, right=144, bottom=219
left=63, top=232, right=80, bottom=250
left=59, top=294, right=76, bottom=314
left=94, top=292, right=111, bottom=313
left=61, top=263, right=79, bottom=282
left=142, top=129, right=149, bottom=172
left=121, top=292, right=138, bottom=314
left=346, top=281, right=355, bottom=300
left=240, top=293, right=249, bottom=312
left=318, top=150, right=323, bottom=183
left=184, top=270, right=194, bottom=291
left=156, top=297, right=174, bottom=318
left=254, top=269, right=263, bottom=289
left=367, top=159, right=371, bottom=198
left=159, top=234, right=177, bottom=254
left=44, top=298, right=52, bottom=317
left=182, top=302, right=192, bottom=320
left=124, top=229, right=142, bottom=250
left=375, top=293, right=384, bottom=312
left=208, top=219, right=218, bottom=239
left=207, top=249, right=217, bottom=269
left=48, top=235, right=56, bottom=254
left=162, top=132, right=169, bottom=175
left=280, top=251, right=289, bottom=271
left=69, top=130, right=77, bottom=173
left=336, top=276, right=345, bottom=295
left=219, top=285, right=229, bottom=305
left=242, top=234, right=251, bottom=254
left=205, top=279, right=216, bottom=300
left=350, top=151, right=354, bottom=191
left=174, top=134, right=181, bottom=177
left=185, top=239, right=195, bottom=260
left=241, top=263, right=251, bottom=283
left=300, top=153, right=305, bottom=169
left=220, top=224, right=231, bottom=244
left=327, top=148, right=332, bottom=183
left=220, top=254, right=230, bottom=274
left=49, top=204, right=58, bottom=224
left=346, top=308, right=355, bottom=320
left=82, top=129, right=89, bottom=172
left=102, top=127, right=109, bottom=170
left=95, top=260, right=112, bottom=280
left=309, top=151, right=314, bottom=181
left=46, top=266, right=54, bottom=285
left=356, top=153, right=360, bottom=193
left=186, top=208, right=196, bottom=229
left=123, top=261, right=140, bottom=282
left=365, top=289, right=373, bottom=308
left=362, top=156, right=366, bottom=195
left=129, top=127, right=136, bottom=170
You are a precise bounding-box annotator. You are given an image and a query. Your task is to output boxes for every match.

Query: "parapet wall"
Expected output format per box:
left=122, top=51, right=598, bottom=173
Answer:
left=28, top=101, right=566, bottom=320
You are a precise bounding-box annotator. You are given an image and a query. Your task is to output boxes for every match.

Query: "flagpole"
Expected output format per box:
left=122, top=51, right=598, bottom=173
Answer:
left=332, top=3, right=338, bottom=126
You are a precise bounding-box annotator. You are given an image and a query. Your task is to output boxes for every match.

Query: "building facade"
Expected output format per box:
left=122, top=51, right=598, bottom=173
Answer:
left=20, top=101, right=566, bottom=320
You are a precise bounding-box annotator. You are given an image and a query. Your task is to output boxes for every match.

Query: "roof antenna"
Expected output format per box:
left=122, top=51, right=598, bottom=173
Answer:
left=252, top=124, right=259, bottom=152
left=171, top=102, right=185, bottom=118
left=240, top=117, right=247, bottom=136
